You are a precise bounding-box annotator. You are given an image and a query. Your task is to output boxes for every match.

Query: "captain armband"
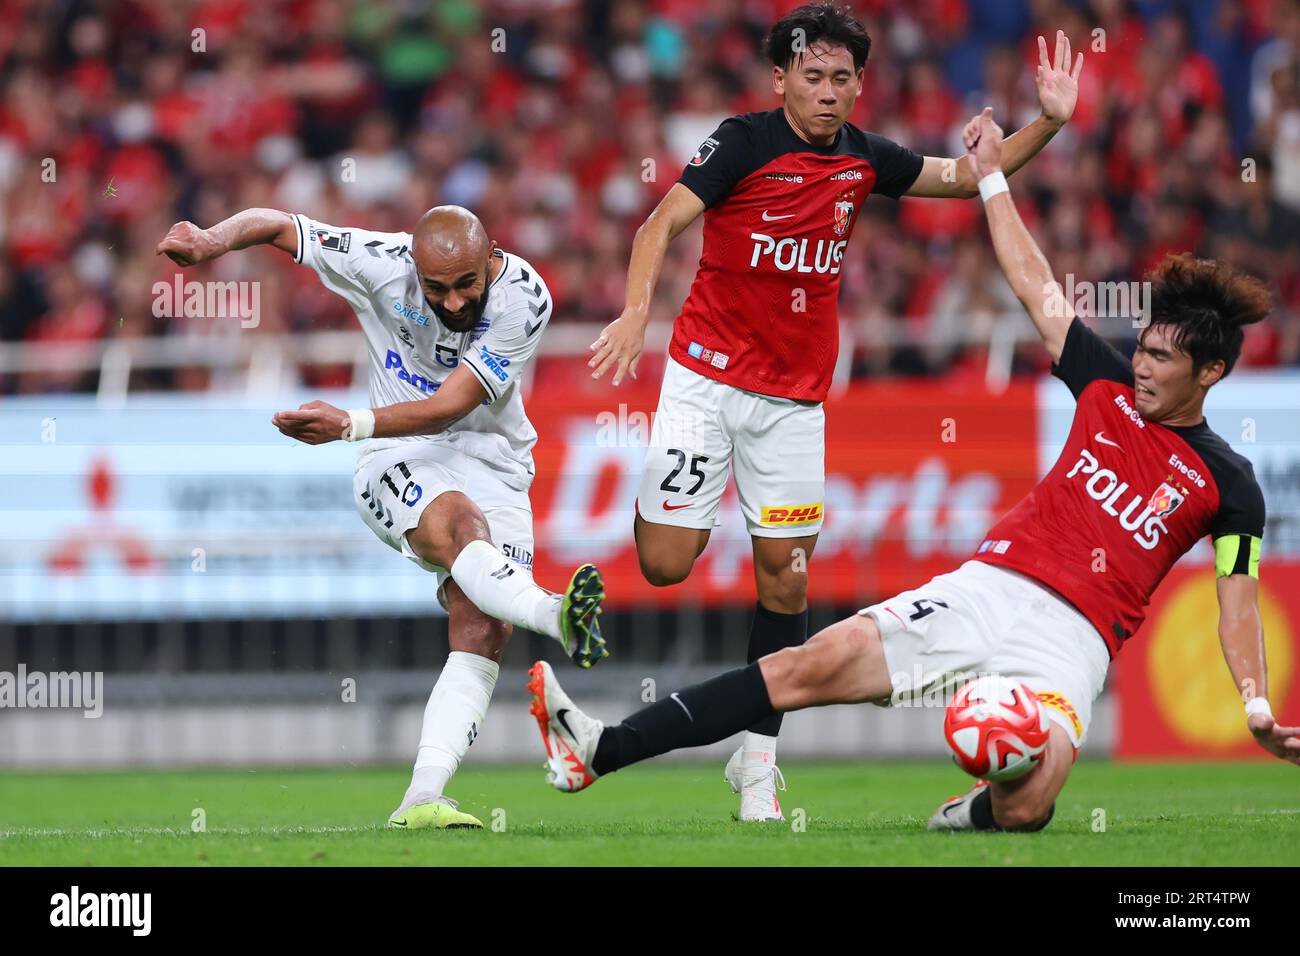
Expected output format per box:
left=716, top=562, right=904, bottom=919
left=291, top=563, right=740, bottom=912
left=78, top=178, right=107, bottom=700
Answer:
left=1214, top=534, right=1261, bottom=579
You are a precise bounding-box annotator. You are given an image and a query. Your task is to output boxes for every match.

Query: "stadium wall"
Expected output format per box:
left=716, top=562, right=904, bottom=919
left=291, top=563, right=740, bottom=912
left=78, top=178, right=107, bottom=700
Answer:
left=1, top=371, right=1296, bottom=767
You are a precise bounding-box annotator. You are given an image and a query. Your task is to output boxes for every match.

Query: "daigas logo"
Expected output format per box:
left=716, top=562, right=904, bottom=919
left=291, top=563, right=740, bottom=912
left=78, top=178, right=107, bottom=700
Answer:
left=1065, top=448, right=1177, bottom=550
left=760, top=502, right=824, bottom=526
left=749, top=233, right=847, bottom=274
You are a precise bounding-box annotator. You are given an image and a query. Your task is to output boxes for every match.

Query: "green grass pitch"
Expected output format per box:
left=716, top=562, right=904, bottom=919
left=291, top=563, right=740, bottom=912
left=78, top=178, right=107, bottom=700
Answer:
left=1, top=760, right=1296, bottom=866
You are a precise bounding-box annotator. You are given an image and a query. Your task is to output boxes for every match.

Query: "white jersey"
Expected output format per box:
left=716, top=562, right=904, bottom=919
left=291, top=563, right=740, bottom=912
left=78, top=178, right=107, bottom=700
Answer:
left=292, top=214, right=553, bottom=491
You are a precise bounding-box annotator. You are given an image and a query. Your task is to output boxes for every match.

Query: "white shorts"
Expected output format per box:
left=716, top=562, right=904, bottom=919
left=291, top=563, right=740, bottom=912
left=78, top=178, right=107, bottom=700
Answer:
left=353, top=441, right=536, bottom=608
left=636, top=357, right=826, bottom=538
left=859, top=560, right=1110, bottom=748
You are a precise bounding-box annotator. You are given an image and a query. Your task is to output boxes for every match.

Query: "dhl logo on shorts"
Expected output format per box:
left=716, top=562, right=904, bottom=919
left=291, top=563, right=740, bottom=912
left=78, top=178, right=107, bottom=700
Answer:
left=1036, top=691, right=1083, bottom=741
left=759, top=503, right=824, bottom=526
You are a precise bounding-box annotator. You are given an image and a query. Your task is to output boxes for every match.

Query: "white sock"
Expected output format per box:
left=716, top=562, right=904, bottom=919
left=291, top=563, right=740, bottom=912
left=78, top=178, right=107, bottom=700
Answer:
left=406, top=651, right=500, bottom=803
left=743, top=732, right=778, bottom=765
left=450, top=539, right=562, bottom=640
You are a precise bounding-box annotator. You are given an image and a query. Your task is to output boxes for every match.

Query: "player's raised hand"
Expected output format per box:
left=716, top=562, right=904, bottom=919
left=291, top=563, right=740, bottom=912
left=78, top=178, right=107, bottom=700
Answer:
left=1035, top=30, right=1084, bottom=126
left=1247, top=713, right=1300, bottom=766
left=272, top=400, right=349, bottom=445
left=589, top=310, right=646, bottom=386
left=156, top=221, right=225, bottom=267
left=964, top=107, right=1004, bottom=181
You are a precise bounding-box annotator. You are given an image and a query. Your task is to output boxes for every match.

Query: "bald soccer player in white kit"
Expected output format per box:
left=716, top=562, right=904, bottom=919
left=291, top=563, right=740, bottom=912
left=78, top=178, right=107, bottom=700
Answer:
left=158, top=205, right=608, bottom=829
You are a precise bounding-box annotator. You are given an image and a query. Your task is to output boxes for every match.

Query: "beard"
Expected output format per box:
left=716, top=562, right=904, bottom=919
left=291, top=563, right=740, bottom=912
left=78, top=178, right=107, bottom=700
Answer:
left=431, top=283, right=491, bottom=332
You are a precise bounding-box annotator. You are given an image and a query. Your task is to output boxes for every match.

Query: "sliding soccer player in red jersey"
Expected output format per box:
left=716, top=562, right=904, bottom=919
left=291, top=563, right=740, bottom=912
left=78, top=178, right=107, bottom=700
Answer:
left=587, top=2, right=1084, bottom=819
left=529, top=106, right=1298, bottom=832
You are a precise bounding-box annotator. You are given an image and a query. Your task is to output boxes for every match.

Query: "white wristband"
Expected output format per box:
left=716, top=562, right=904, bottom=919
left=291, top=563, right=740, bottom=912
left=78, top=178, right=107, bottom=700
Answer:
left=342, top=408, right=375, bottom=442
left=1244, top=696, right=1272, bottom=718
left=978, top=170, right=1009, bottom=202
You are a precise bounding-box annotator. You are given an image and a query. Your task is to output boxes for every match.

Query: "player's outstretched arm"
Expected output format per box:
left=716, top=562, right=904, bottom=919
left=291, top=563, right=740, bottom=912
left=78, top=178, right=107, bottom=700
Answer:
left=271, top=367, right=488, bottom=445
left=1217, top=574, right=1300, bottom=765
left=907, top=31, right=1083, bottom=200
left=157, top=208, right=298, bottom=266
left=967, top=108, right=1073, bottom=363
left=590, top=183, right=705, bottom=386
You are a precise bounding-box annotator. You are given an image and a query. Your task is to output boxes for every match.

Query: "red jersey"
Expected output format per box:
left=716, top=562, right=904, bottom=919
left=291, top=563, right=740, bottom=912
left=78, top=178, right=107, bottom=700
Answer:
left=672, top=109, right=923, bottom=402
left=976, top=318, right=1266, bottom=656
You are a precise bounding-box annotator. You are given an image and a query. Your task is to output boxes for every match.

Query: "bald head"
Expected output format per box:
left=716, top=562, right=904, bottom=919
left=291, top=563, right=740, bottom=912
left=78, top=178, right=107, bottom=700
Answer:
left=413, top=205, right=490, bottom=263
left=412, top=205, right=498, bottom=332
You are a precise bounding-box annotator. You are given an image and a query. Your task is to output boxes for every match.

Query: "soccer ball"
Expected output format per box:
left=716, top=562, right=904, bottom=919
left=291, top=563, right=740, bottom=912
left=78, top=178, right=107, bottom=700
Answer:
left=943, top=676, right=1050, bottom=782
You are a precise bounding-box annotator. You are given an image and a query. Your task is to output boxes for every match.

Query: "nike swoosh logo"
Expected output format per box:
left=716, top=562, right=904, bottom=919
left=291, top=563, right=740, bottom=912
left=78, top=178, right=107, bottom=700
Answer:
left=662, top=500, right=691, bottom=512
left=390, top=818, right=408, bottom=827
left=761, top=211, right=795, bottom=222
left=670, top=692, right=693, bottom=721
left=1094, top=431, right=1123, bottom=451
left=556, top=707, right=578, bottom=740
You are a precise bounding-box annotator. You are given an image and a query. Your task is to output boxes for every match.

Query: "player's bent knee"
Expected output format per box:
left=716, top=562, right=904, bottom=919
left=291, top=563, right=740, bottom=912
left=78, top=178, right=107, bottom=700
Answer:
left=451, top=616, right=512, bottom=661
left=636, top=545, right=696, bottom=586
left=408, top=491, right=490, bottom=567
left=763, top=619, right=880, bottom=708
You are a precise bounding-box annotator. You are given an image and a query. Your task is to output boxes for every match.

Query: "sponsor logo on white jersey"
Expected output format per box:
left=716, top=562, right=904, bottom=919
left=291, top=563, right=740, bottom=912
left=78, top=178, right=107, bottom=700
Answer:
left=393, top=300, right=430, bottom=326
left=478, top=345, right=511, bottom=382
left=385, top=349, right=439, bottom=394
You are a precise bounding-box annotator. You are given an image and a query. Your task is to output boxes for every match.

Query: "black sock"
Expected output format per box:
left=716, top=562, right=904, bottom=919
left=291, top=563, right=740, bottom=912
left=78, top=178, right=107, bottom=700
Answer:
left=745, top=602, right=808, bottom=737
left=591, top=663, right=775, bottom=776
left=970, top=788, right=1056, bottom=832
left=969, top=787, right=1003, bottom=831
left=1024, top=803, right=1055, bottom=832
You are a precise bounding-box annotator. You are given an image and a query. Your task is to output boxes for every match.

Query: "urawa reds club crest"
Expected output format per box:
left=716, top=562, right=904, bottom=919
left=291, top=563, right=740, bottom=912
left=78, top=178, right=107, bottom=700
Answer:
left=832, top=199, right=854, bottom=237
left=1147, top=480, right=1187, bottom=519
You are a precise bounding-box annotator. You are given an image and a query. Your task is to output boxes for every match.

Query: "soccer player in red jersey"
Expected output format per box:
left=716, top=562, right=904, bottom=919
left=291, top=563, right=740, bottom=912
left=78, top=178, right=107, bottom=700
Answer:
left=528, top=107, right=1298, bottom=832
left=587, top=2, right=1085, bottom=820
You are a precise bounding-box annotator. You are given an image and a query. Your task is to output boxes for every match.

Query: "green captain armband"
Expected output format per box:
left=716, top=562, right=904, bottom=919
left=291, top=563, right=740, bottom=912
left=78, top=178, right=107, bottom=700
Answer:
left=1214, top=534, right=1261, bottom=579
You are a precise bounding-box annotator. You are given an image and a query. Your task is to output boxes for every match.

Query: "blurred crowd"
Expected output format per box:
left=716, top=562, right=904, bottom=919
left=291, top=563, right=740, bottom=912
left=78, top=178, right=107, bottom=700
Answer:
left=0, top=0, right=1298, bottom=394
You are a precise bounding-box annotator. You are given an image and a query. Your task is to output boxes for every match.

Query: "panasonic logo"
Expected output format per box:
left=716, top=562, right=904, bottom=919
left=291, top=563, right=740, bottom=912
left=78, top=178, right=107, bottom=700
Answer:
left=385, top=349, right=439, bottom=394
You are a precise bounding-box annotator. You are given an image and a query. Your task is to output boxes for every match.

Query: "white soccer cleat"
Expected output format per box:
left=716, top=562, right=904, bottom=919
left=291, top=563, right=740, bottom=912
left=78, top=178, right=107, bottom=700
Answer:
left=527, top=660, right=604, bottom=793
left=927, top=780, right=990, bottom=830
left=724, top=745, right=786, bottom=822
